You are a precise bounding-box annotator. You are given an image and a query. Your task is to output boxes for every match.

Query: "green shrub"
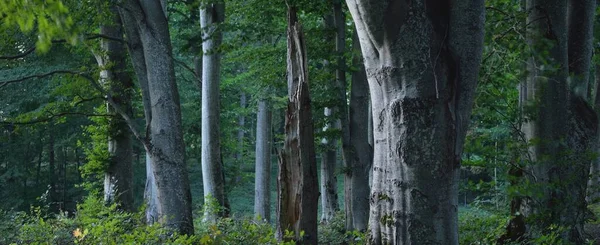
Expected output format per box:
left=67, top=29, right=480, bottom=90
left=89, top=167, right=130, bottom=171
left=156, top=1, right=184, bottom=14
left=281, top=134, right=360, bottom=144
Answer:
left=0, top=209, right=27, bottom=244
left=458, top=207, right=508, bottom=245
left=318, top=211, right=366, bottom=245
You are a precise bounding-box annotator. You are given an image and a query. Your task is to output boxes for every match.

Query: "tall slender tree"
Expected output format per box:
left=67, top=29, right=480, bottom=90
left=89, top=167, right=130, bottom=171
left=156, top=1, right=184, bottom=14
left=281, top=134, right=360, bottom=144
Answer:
left=254, top=99, right=272, bottom=221
left=200, top=0, right=228, bottom=221
left=346, top=0, right=485, bottom=243
left=345, top=30, right=372, bottom=231
left=94, top=6, right=134, bottom=212
left=117, top=0, right=194, bottom=234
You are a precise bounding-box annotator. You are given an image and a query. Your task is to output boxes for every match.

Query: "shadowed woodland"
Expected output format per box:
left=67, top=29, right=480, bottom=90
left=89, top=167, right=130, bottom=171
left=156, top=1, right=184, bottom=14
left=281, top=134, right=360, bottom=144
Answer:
left=2, top=0, right=600, bottom=244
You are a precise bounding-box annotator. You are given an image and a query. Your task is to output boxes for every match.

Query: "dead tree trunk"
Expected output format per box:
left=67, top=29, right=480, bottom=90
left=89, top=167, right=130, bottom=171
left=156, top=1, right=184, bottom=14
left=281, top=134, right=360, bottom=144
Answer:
left=276, top=7, right=319, bottom=245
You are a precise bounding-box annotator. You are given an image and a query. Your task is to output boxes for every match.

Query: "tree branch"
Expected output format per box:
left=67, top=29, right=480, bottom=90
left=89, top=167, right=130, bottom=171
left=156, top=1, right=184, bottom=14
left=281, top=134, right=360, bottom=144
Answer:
left=0, top=69, right=150, bottom=151
left=1, top=112, right=113, bottom=125
left=0, top=70, right=80, bottom=88
left=174, top=58, right=201, bottom=83
left=0, top=34, right=127, bottom=60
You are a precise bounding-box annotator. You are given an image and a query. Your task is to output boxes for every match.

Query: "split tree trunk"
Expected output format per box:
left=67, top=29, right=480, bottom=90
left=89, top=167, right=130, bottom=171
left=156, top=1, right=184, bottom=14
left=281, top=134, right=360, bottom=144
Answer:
left=276, top=7, right=319, bottom=244
left=95, top=6, right=134, bottom=212
left=200, top=2, right=228, bottom=221
left=118, top=5, right=159, bottom=224
left=254, top=99, right=272, bottom=222
left=118, top=0, right=194, bottom=234
left=346, top=0, right=485, bottom=243
left=345, top=30, right=372, bottom=232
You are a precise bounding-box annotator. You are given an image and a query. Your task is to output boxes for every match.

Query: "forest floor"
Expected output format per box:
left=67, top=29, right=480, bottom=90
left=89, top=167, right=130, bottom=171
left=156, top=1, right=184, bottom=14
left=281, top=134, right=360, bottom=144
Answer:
left=585, top=204, right=600, bottom=244
left=585, top=223, right=600, bottom=244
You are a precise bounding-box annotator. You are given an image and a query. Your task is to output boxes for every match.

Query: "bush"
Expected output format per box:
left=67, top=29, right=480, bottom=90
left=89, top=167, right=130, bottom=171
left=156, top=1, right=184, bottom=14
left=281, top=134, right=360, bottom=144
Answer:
left=458, top=207, right=508, bottom=245
left=318, top=211, right=366, bottom=245
left=1, top=196, right=198, bottom=245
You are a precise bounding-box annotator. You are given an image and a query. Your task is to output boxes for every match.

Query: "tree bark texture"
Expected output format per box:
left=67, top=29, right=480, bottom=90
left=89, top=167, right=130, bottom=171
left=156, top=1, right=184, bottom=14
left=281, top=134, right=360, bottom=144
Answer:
left=590, top=67, right=600, bottom=203
left=320, top=107, right=338, bottom=223
left=118, top=0, right=194, bottom=234
left=118, top=5, right=159, bottom=223
left=320, top=12, right=338, bottom=224
left=513, top=1, right=598, bottom=243
left=95, top=6, right=134, bottom=212
left=254, top=99, right=272, bottom=222
left=346, top=30, right=373, bottom=232
left=346, top=0, right=485, bottom=244
left=276, top=7, right=319, bottom=244
left=200, top=2, right=228, bottom=221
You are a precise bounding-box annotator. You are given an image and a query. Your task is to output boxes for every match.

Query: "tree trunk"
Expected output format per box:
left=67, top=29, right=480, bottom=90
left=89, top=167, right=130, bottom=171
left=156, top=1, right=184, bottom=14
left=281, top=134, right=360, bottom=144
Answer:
left=254, top=99, right=272, bottom=222
left=118, top=0, right=194, bottom=234
left=320, top=107, right=338, bottom=223
left=346, top=1, right=485, bottom=243
left=200, top=2, right=227, bottom=221
left=564, top=0, right=597, bottom=241
left=237, top=92, right=247, bottom=161
left=95, top=6, right=135, bottom=212
left=117, top=6, right=159, bottom=222
left=276, top=7, right=319, bottom=244
left=345, top=30, right=372, bottom=232
left=513, top=1, right=598, bottom=243
left=320, top=13, right=339, bottom=224
left=48, top=130, right=57, bottom=212
left=510, top=1, right=598, bottom=243
left=590, top=67, right=600, bottom=203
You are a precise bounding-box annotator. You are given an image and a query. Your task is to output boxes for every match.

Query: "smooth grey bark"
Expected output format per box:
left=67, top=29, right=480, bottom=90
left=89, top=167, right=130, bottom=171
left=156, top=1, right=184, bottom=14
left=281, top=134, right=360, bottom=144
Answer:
left=276, top=7, right=319, bottom=244
left=564, top=0, right=598, bottom=241
left=48, top=130, right=57, bottom=213
left=254, top=100, right=272, bottom=222
left=346, top=0, right=485, bottom=244
left=94, top=7, right=134, bottom=212
left=345, top=30, right=372, bottom=232
left=118, top=7, right=159, bottom=223
left=320, top=107, right=338, bottom=223
left=118, top=0, right=193, bottom=234
left=320, top=13, right=339, bottom=224
left=513, top=0, right=598, bottom=243
left=200, top=2, right=227, bottom=221
left=236, top=92, right=247, bottom=161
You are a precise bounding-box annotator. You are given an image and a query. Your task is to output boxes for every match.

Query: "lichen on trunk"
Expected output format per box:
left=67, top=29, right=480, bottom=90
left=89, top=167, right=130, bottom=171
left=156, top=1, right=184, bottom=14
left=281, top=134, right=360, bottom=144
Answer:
left=346, top=0, right=485, bottom=243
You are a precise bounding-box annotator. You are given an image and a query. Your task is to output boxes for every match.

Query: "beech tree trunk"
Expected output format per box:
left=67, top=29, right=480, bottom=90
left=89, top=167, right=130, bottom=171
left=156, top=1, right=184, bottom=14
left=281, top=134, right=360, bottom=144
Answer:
left=509, top=1, right=598, bottom=243
left=237, top=92, right=247, bottom=161
left=346, top=1, right=485, bottom=243
left=118, top=5, right=159, bottom=224
left=320, top=13, right=339, bottom=223
left=345, top=30, right=372, bottom=232
left=590, top=67, right=600, bottom=203
left=118, top=0, right=194, bottom=234
left=254, top=99, right=272, bottom=221
left=95, top=6, right=134, bottom=212
left=48, top=130, right=57, bottom=212
left=200, top=2, right=228, bottom=221
left=276, top=7, right=319, bottom=244
left=320, top=107, right=338, bottom=223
